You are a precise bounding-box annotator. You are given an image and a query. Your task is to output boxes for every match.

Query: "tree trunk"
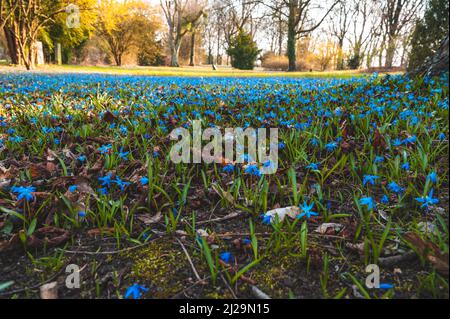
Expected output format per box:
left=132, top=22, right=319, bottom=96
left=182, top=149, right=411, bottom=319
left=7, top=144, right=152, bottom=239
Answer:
left=3, top=27, right=20, bottom=64
left=336, top=39, right=344, bottom=70
left=278, top=16, right=283, bottom=56
left=385, top=35, right=396, bottom=68
left=170, top=41, right=181, bottom=67
left=413, top=33, right=449, bottom=77
left=189, top=31, right=196, bottom=66
left=287, top=4, right=297, bottom=72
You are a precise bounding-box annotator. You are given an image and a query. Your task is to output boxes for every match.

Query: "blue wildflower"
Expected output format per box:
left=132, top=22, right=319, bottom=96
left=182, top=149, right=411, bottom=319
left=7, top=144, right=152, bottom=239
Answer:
left=379, top=283, right=394, bottom=290
left=380, top=195, right=389, bottom=204
left=297, top=201, right=319, bottom=219
left=310, top=138, right=319, bottom=146
left=118, top=148, right=129, bottom=161
left=69, top=185, right=77, bottom=193
left=244, top=164, right=261, bottom=177
left=388, top=182, right=404, bottom=194
left=363, top=175, right=379, bottom=186
left=427, top=171, right=437, bottom=184
left=402, top=135, right=417, bottom=145
left=98, top=144, right=112, bottom=154
left=11, top=186, right=36, bottom=202
left=219, top=252, right=233, bottom=264
left=113, top=176, right=130, bottom=191
left=306, top=162, right=320, bottom=171
left=140, top=177, right=149, bottom=186
left=223, top=164, right=235, bottom=173
left=98, top=173, right=113, bottom=188
left=359, top=197, right=376, bottom=210
left=261, top=213, right=272, bottom=225
left=124, top=283, right=149, bottom=299
left=374, top=156, right=384, bottom=164
left=392, top=138, right=402, bottom=147
left=415, top=189, right=439, bottom=210
left=325, top=141, right=338, bottom=152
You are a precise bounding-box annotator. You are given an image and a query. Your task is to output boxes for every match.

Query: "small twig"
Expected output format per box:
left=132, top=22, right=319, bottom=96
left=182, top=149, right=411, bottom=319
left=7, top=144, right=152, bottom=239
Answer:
left=196, top=211, right=244, bottom=225
left=220, top=273, right=237, bottom=299
left=56, top=235, right=164, bottom=255
left=378, top=251, right=417, bottom=267
left=176, top=237, right=202, bottom=282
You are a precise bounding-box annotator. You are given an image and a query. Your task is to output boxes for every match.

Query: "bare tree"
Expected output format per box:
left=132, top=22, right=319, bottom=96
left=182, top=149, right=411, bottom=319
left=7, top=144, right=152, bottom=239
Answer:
left=160, top=0, right=205, bottom=67
left=261, top=0, right=340, bottom=71
left=382, top=0, right=422, bottom=68
left=330, top=0, right=353, bottom=69
left=347, top=0, right=381, bottom=69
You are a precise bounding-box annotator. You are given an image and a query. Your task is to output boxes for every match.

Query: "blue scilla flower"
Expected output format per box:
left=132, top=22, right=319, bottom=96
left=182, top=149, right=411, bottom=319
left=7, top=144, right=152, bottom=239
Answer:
left=325, top=141, right=338, bottom=152
left=223, top=164, right=235, bottom=173
left=69, top=185, right=77, bottom=193
left=310, top=138, right=319, bottom=146
left=98, top=144, right=112, bottom=154
left=244, top=164, right=261, bottom=177
left=388, top=182, right=404, bottom=194
left=359, top=197, right=376, bottom=210
left=99, top=173, right=113, bottom=188
left=306, top=162, right=320, bottom=171
left=401, top=162, right=410, bottom=170
left=118, top=147, right=129, bottom=161
left=415, top=189, right=439, bottom=210
left=392, top=138, right=402, bottom=147
left=374, top=156, right=384, bottom=164
left=297, top=201, right=318, bottom=219
left=261, top=213, right=272, bottom=225
left=219, top=252, right=234, bottom=264
left=438, top=132, right=446, bottom=141
left=379, top=283, right=394, bottom=290
left=113, top=176, right=130, bottom=191
left=140, top=177, right=149, bottom=186
left=380, top=195, right=389, bottom=204
left=124, top=284, right=149, bottom=299
left=363, top=175, right=379, bottom=186
left=402, top=135, right=417, bottom=145
left=427, top=171, right=437, bottom=184
left=11, top=186, right=36, bottom=202
left=10, top=135, right=23, bottom=143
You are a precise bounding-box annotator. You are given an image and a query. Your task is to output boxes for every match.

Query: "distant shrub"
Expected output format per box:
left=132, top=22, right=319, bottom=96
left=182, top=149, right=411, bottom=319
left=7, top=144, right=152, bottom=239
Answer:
left=137, top=40, right=165, bottom=66
left=347, top=53, right=363, bottom=70
left=227, top=30, right=261, bottom=70
left=262, top=52, right=307, bottom=71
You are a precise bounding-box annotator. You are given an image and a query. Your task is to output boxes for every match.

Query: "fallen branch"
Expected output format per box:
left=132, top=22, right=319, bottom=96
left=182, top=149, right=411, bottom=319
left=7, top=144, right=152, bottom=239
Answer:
left=196, top=211, right=244, bottom=225
left=176, top=238, right=203, bottom=283
left=378, top=251, right=417, bottom=267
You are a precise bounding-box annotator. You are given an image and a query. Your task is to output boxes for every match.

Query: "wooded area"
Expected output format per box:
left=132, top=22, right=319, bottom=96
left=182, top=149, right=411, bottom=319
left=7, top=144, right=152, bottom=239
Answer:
left=1, top=0, right=448, bottom=72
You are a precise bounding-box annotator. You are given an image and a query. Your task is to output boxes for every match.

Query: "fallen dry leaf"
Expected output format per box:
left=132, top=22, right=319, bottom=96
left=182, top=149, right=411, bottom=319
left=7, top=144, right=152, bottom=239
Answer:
left=264, top=206, right=300, bottom=223
left=404, top=232, right=449, bottom=276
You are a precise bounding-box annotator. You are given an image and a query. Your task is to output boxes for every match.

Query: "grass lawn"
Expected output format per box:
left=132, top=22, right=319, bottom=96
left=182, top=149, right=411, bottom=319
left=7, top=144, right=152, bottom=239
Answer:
left=0, top=63, right=382, bottom=78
